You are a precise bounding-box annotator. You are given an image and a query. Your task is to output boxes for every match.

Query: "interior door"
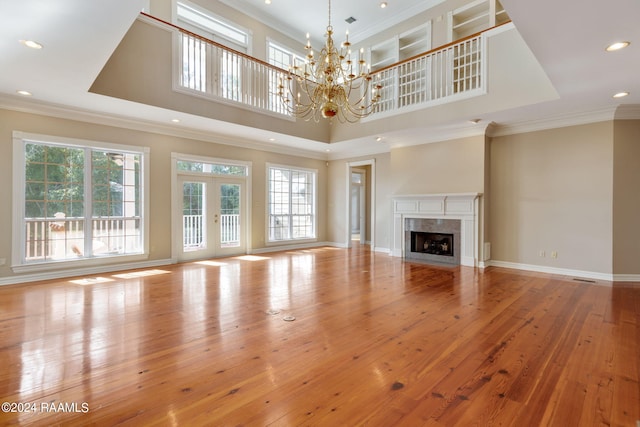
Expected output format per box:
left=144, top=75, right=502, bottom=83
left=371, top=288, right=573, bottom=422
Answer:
left=178, top=176, right=245, bottom=261
left=351, top=169, right=366, bottom=243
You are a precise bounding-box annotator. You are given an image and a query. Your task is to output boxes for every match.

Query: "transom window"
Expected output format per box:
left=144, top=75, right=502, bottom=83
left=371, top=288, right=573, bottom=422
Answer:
left=267, top=165, right=316, bottom=242
left=176, top=1, right=250, bottom=52
left=13, top=133, right=148, bottom=267
left=176, top=159, right=248, bottom=176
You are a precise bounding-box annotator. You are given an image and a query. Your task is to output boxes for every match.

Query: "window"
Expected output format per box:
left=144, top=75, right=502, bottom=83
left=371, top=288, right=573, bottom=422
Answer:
left=177, top=159, right=248, bottom=176
left=267, top=41, right=306, bottom=114
left=177, top=0, right=250, bottom=100
left=267, top=165, right=316, bottom=242
left=177, top=1, right=249, bottom=52
left=13, top=133, right=148, bottom=267
left=268, top=41, right=305, bottom=71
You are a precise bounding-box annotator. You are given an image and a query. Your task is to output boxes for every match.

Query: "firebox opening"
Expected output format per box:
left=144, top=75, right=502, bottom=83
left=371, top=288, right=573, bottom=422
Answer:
left=411, top=232, right=454, bottom=256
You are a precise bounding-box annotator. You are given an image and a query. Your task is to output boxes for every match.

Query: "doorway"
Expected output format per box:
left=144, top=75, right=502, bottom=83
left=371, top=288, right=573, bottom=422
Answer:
left=177, top=175, right=246, bottom=261
left=351, top=168, right=366, bottom=243
left=346, top=160, right=375, bottom=248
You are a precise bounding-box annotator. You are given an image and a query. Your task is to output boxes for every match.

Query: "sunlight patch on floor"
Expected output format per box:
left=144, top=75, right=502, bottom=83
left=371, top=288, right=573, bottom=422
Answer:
left=195, top=260, right=228, bottom=267
left=112, top=269, right=171, bottom=279
left=69, top=277, right=115, bottom=285
left=234, top=255, right=270, bottom=261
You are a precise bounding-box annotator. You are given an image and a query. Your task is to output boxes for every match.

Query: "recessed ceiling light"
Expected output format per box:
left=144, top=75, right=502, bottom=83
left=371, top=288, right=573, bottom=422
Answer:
left=376, top=136, right=383, bottom=142
left=171, top=118, right=180, bottom=123
left=265, top=0, right=271, bottom=4
left=20, top=39, right=43, bottom=49
left=268, top=137, right=276, bottom=142
left=469, top=118, right=481, bottom=124
left=380, top=2, right=388, bottom=8
left=16, top=90, right=32, bottom=96
left=605, top=41, right=630, bottom=52
left=613, top=91, right=629, bottom=98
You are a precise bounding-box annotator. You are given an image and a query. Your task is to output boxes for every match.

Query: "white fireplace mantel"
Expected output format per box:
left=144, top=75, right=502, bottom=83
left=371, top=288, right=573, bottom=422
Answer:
left=391, top=193, right=481, bottom=267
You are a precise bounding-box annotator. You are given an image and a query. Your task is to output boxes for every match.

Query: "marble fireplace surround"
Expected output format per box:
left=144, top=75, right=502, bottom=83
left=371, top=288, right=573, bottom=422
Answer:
left=391, top=193, right=481, bottom=267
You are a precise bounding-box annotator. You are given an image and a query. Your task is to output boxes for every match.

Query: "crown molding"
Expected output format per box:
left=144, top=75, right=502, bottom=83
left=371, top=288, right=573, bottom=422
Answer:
left=326, top=142, right=390, bottom=161
left=389, top=124, right=489, bottom=150
left=614, top=104, right=640, bottom=120
left=0, top=95, right=330, bottom=160
left=489, top=106, right=619, bottom=137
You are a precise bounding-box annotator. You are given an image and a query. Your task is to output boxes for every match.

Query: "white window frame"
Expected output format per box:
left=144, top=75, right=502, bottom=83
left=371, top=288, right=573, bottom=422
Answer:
left=266, top=163, right=317, bottom=244
left=267, top=39, right=306, bottom=71
left=266, top=39, right=307, bottom=115
left=170, top=153, right=252, bottom=260
left=175, top=0, right=252, bottom=54
left=11, top=131, right=150, bottom=273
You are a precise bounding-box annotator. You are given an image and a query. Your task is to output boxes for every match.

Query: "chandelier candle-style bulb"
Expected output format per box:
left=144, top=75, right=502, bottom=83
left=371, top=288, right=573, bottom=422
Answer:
left=276, top=0, right=382, bottom=123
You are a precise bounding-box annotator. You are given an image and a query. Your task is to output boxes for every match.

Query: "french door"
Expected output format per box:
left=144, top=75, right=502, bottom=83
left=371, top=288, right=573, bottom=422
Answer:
left=178, top=175, right=245, bottom=261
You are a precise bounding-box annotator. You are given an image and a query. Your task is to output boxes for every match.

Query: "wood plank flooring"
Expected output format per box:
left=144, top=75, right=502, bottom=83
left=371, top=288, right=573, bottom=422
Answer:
left=0, top=245, right=638, bottom=426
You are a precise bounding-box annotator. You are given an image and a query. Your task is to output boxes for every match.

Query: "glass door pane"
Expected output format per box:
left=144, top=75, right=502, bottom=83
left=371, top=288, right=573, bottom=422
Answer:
left=176, top=176, right=245, bottom=261
left=218, top=183, right=241, bottom=249
left=182, top=181, right=206, bottom=251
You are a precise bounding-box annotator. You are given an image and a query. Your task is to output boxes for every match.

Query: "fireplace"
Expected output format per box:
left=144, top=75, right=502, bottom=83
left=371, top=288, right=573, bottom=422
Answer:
left=405, top=218, right=461, bottom=265
left=392, top=193, right=481, bottom=267
left=411, top=232, right=454, bottom=256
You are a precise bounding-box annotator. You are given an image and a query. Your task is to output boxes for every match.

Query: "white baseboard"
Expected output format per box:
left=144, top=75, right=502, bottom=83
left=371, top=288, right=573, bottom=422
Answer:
left=486, top=260, right=640, bottom=283
left=0, top=258, right=176, bottom=287
left=611, top=274, right=640, bottom=283
left=249, top=241, right=344, bottom=254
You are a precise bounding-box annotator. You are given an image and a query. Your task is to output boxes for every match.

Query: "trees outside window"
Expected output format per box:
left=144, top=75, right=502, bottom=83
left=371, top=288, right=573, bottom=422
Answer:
left=17, top=137, right=146, bottom=264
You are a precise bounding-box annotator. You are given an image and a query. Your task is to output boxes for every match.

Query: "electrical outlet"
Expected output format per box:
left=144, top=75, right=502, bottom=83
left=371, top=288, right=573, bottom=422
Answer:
left=539, top=250, right=545, bottom=257
left=551, top=251, right=558, bottom=259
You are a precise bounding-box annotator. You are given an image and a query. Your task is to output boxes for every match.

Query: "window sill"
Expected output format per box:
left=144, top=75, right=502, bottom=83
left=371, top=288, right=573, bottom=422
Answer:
left=266, top=238, right=317, bottom=247
left=11, top=253, right=149, bottom=274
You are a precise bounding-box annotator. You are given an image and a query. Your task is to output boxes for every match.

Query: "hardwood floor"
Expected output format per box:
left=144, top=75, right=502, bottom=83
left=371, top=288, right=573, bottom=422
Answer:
left=0, top=245, right=638, bottom=426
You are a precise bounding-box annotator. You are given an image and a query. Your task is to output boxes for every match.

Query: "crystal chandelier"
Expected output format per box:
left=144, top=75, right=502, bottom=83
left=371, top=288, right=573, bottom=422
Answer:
left=277, top=0, right=382, bottom=123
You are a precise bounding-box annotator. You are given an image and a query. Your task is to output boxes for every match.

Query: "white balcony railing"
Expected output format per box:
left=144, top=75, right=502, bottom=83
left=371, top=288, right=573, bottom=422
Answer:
left=155, top=9, right=492, bottom=121
left=179, top=32, right=289, bottom=117
left=371, top=34, right=484, bottom=117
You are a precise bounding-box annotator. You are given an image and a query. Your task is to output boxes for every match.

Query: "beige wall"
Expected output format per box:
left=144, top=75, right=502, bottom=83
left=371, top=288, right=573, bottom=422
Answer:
left=389, top=136, right=486, bottom=195
left=3, top=108, right=638, bottom=281
left=327, top=136, right=485, bottom=252
left=326, top=153, right=392, bottom=249
left=90, top=18, right=330, bottom=143
left=613, top=119, right=640, bottom=274
left=489, top=122, right=614, bottom=274
left=0, top=108, right=327, bottom=280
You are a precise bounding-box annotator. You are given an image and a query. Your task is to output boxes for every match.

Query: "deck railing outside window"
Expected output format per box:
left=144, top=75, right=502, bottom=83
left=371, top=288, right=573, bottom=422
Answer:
left=219, top=214, right=240, bottom=246
left=182, top=214, right=240, bottom=250
left=182, top=214, right=204, bottom=248
left=25, top=217, right=142, bottom=261
left=171, top=16, right=490, bottom=119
